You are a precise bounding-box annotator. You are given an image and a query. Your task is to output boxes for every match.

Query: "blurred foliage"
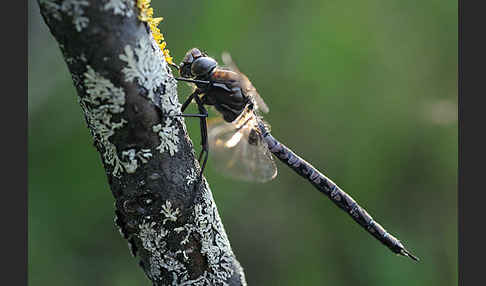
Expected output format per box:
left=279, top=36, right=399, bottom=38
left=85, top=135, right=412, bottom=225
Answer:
left=29, top=0, right=457, bottom=285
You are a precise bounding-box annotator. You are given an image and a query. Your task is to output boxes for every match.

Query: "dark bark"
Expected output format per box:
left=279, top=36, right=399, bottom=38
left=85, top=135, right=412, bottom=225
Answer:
left=37, top=1, right=247, bottom=285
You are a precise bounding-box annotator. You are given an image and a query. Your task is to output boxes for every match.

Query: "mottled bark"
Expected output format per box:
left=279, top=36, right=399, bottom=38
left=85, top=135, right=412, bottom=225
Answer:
left=37, top=1, right=247, bottom=285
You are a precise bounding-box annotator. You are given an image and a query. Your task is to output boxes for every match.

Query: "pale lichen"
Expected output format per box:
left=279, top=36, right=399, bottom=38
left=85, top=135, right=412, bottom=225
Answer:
left=39, top=0, right=62, bottom=21
left=119, top=36, right=169, bottom=103
left=81, top=65, right=127, bottom=176
left=186, top=168, right=198, bottom=186
left=152, top=118, right=180, bottom=156
left=61, top=0, right=90, bottom=32
left=160, top=200, right=180, bottom=224
left=81, top=66, right=155, bottom=176
left=192, top=189, right=236, bottom=284
left=104, top=0, right=135, bottom=17
left=40, top=0, right=89, bottom=32
left=121, top=148, right=153, bottom=174
left=114, top=215, right=125, bottom=237
left=118, top=33, right=181, bottom=157
left=137, top=211, right=182, bottom=282
left=65, top=53, right=87, bottom=65
left=136, top=191, right=244, bottom=285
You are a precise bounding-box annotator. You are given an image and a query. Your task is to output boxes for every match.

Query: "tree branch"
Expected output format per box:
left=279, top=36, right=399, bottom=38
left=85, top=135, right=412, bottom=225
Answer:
left=37, top=1, right=247, bottom=285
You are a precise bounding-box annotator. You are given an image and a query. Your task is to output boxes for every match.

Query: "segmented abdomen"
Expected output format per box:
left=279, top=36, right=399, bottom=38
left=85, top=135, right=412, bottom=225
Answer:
left=258, top=121, right=417, bottom=259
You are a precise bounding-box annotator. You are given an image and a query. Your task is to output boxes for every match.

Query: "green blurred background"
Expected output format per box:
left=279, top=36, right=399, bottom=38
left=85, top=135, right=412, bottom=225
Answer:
left=29, top=0, right=457, bottom=285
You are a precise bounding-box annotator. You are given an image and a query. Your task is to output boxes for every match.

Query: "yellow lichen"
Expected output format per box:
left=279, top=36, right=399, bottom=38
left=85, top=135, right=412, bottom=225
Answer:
left=137, top=0, right=174, bottom=65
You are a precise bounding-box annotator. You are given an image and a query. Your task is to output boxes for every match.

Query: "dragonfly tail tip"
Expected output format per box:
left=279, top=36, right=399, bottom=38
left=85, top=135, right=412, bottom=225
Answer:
left=401, top=249, right=420, bottom=262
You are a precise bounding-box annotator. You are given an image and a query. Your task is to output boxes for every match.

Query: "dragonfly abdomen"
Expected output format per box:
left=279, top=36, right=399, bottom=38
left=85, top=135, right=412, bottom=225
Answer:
left=258, top=122, right=418, bottom=261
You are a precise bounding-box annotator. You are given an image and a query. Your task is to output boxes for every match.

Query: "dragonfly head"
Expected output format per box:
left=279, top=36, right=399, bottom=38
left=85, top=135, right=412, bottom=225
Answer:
left=179, top=48, right=217, bottom=79
left=179, top=48, right=201, bottom=78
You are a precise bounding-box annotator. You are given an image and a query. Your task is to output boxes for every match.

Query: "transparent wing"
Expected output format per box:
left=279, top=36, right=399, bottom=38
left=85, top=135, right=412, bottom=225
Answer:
left=221, top=52, right=270, bottom=113
left=208, top=117, right=277, bottom=183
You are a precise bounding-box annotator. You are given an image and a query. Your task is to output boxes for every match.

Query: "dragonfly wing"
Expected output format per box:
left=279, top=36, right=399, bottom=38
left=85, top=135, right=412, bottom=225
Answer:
left=208, top=118, right=277, bottom=183
left=221, top=52, right=270, bottom=113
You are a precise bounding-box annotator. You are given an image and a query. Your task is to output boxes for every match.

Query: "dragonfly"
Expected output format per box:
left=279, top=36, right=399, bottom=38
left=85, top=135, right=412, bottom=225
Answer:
left=172, top=48, right=419, bottom=261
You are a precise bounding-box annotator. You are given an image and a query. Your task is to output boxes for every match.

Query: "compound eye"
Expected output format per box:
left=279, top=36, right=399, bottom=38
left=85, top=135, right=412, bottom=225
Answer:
left=191, top=57, right=217, bottom=77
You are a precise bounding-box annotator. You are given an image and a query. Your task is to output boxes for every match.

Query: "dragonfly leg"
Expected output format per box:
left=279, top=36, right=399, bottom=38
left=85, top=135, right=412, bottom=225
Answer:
left=169, top=62, right=180, bottom=70
left=169, top=88, right=209, bottom=182
left=193, top=95, right=209, bottom=180
left=178, top=113, right=208, bottom=118
left=180, top=90, right=198, bottom=113
left=169, top=91, right=208, bottom=119
left=174, top=77, right=212, bottom=86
